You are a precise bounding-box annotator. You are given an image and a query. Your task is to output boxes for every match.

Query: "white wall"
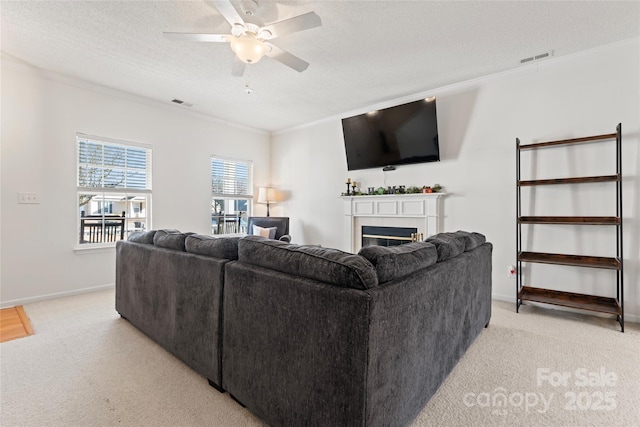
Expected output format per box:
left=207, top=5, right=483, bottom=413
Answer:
left=271, top=39, right=640, bottom=321
left=0, top=56, right=270, bottom=306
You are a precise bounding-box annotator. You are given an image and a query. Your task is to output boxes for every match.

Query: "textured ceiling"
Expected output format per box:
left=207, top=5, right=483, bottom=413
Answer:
left=2, top=1, right=639, bottom=132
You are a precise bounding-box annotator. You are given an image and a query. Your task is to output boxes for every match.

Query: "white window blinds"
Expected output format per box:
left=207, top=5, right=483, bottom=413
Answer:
left=77, top=134, right=152, bottom=191
left=211, top=156, right=253, bottom=198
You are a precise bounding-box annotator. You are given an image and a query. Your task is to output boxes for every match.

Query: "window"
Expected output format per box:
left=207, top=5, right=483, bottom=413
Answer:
left=77, top=133, right=152, bottom=245
left=211, top=156, right=253, bottom=235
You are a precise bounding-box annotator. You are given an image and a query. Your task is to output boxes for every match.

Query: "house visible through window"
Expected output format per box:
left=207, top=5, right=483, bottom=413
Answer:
left=211, top=156, right=253, bottom=235
left=77, top=133, right=152, bottom=245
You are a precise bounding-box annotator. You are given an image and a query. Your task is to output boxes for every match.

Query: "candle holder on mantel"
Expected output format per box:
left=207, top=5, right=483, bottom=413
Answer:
left=345, top=179, right=352, bottom=196
left=351, top=182, right=357, bottom=194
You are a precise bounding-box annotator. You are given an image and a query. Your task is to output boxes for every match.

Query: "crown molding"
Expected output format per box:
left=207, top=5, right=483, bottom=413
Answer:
left=273, top=36, right=640, bottom=137
left=0, top=52, right=269, bottom=136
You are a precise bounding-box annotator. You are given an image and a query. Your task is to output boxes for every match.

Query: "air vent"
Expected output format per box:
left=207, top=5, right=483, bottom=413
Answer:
left=171, top=99, right=194, bottom=107
left=520, top=50, right=554, bottom=64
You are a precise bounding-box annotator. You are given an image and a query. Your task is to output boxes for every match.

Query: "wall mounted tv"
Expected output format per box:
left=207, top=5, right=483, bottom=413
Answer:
left=341, top=98, right=439, bottom=171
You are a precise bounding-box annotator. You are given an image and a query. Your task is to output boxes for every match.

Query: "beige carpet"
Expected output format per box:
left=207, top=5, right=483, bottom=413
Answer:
left=1, top=289, right=638, bottom=427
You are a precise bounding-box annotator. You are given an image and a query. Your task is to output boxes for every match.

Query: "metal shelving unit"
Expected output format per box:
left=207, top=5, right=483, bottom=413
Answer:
left=516, top=124, right=624, bottom=331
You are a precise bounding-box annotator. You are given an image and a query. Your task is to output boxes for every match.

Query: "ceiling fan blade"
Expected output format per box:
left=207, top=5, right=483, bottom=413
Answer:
left=163, top=32, right=229, bottom=43
left=265, top=43, right=309, bottom=73
left=261, top=12, right=322, bottom=39
left=212, top=0, right=246, bottom=27
left=231, top=57, right=246, bottom=77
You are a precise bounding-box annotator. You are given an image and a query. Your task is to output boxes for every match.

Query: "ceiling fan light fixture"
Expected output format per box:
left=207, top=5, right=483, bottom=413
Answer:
left=230, top=35, right=267, bottom=64
left=164, top=1, right=322, bottom=73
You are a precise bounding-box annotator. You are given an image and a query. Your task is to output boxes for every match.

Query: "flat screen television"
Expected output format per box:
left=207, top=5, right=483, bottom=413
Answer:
left=341, top=98, right=439, bottom=171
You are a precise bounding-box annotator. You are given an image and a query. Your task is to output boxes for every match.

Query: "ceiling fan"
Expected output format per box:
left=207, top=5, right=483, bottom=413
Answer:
left=164, top=0, right=322, bottom=76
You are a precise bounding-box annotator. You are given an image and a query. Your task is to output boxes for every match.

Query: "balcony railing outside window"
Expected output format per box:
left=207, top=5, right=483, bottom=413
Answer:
left=77, top=133, right=152, bottom=246
left=211, top=156, right=253, bottom=235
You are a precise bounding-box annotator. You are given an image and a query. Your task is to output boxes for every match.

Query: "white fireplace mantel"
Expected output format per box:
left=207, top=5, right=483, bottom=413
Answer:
left=342, top=193, right=445, bottom=253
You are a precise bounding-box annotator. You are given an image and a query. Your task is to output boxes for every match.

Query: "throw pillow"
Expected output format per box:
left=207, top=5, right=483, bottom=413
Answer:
left=253, top=225, right=277, bottom=239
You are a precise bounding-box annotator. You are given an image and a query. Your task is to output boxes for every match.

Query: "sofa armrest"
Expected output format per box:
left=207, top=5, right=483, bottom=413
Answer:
left=363, top=243, right=492, bottom=426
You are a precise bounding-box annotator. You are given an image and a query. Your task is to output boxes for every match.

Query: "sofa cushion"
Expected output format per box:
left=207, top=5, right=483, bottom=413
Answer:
left=238, top=236, right=378, bottom=290
left=185, top=234, right=240, bottom=260
left=358, top=241, right=437, bottom=283
left=426, top=232, right=466, bottom=262
left=153, top=229, right=188, bottom=251
left=455, top=230, right=487, bottom=251
left=128, top=230, right=157, bottom=244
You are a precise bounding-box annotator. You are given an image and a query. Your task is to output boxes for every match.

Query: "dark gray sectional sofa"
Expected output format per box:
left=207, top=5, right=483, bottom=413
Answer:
left=115, top=229, right=492, bottom=427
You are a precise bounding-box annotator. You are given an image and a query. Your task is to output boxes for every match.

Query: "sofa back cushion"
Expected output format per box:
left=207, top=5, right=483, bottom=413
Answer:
left=128, top=230, right=157, bottom=244
left=426, top=230, right=487, bottom=261
left=455, top=230, right=487, bottom=251
left=358, top=241, right=437, bottom=283
left=238, top=236, right=378, bottom=289
left=426, top=232, right=466, bottom=262
left=153, top=229, right=188, bottom=251
left=185, top=234, right=240, bottom=260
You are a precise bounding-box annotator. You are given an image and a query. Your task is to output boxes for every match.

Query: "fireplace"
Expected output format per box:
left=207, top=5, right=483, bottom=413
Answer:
left=342, top=193, right=444, bottom=252
left=361, top=226, right=420, bottom=247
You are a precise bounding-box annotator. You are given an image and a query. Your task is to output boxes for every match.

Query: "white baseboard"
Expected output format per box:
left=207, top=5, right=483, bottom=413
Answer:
left=491, top=292, right=639, bottom=324
left=0, top=284, right=114, bottom=309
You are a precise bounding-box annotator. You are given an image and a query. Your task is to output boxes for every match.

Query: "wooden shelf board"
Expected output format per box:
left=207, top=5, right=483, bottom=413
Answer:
left=518, top=216, right=620, bottom=225
left=519, top=133, right=617, bottom=150
left=518, top=251, right=621, bottom=270
left=519, top=286, right=621, bottom=315
left=518, top=175, right=619, bottom=186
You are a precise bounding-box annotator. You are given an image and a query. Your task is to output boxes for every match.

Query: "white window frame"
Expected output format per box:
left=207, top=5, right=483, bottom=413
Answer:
left=76, top=133, right=152, bottom=248
left=211, top=156, right=253, bottom=235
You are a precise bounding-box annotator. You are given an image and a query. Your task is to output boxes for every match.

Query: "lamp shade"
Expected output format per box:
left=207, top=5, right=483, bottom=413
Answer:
left=257, top=187, right=277, bottom=203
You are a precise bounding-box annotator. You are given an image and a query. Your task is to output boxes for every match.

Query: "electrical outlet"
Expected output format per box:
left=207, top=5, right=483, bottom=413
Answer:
left=507, top=265, right=516, bottom=278
left=18, top=192, right=40, bottom=204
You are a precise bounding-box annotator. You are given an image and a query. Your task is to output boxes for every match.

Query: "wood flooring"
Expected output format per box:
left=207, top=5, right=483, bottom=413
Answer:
left=0, top=306, right=34, bottom=343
